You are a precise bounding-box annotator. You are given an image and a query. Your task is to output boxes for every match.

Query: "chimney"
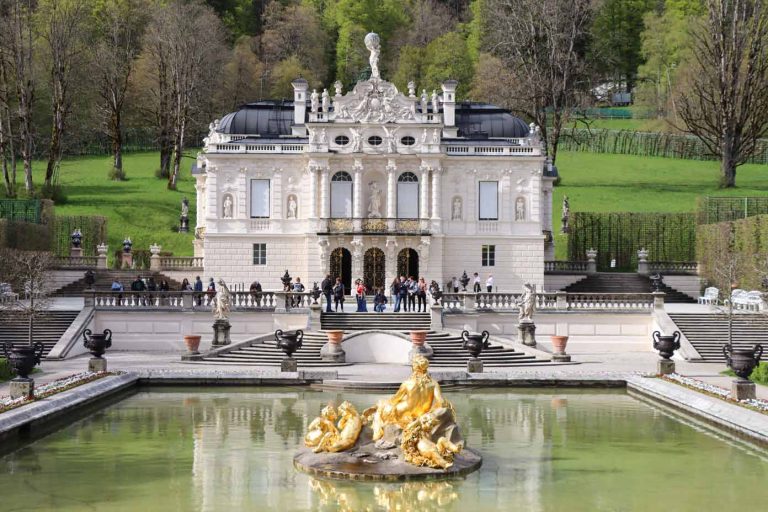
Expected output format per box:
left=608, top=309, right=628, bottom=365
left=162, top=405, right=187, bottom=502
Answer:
left=291, top=78, right=308, bottom=134
left=441, top=80, right=458, bottom=137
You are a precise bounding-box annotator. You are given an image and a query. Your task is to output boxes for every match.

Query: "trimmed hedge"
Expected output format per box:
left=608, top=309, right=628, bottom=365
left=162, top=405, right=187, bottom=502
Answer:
left=0, top=219, right=51, bottom=251
left=569, top=212, right=697, bottom=271
left=51, top=216, right=107, bottom=257
left=697, top=214, right=768, bottom=290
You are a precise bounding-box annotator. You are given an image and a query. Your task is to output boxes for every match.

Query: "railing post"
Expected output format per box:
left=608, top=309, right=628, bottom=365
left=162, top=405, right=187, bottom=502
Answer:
left=586, top=248, right=598, bottom=274
left=182, top=292, right=193, bottom=310
left=462, top=292, right=476, bottom=313
left=637, top=248, right=649, bottom=276
left=555, top=291, right=568, bottom=311
left=430, top=303, right=443, bottom=330
left=652, top=291, right=665, bottom=309
left=150, top=243, right=162, bottom=271
left=84, top=291, right=95, bottom=307
left=96, top=243, right=108, bottom=270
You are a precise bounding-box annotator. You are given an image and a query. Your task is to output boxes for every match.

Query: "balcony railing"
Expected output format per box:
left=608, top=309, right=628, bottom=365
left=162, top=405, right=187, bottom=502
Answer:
left=53, top=256, right=98, bottom=269
left=544, top=261, right=589, bottom=273
left=321, top=218, right=431, bottom=235
left=158, top=256, right=204, bottom=271
left=445, top=145, right=541, bottom=156
left=440, top=291, right=661, bottom=312
left=90, top=290, right=316, bottom=311
left=647, top=261, right=699, bottom=275
left=209, top=143, right=305, bottom=154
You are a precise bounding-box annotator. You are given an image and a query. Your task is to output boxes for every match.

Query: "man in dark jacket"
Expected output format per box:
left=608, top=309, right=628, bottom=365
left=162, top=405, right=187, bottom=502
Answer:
left=194, top=276, right=203, bottom=306
left=321, top=274, right=334, bottom=312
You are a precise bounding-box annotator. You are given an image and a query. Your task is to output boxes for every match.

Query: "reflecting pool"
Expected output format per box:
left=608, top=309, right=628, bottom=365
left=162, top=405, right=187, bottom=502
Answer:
left=0, top=387, right=766, bottom=511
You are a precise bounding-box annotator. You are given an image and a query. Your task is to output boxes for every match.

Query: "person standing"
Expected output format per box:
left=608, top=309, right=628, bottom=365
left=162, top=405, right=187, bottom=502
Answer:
left=321, top=274, right=334, bottom=313
left=390, top=277, right=402, bottom=312
left=473, top=272, right=481, bottom=293
left=452, top=276, right=459, bottom=293
left=333, top=278, right=345, bottom=312
left=111, top=278, right=123, bottom=306
left=417, top=277, right=428, bottom=312
left=355, top=279, right=368, bottom=312
left=292, top=277, right=305, bottom=307
left=207, top=278, right=216, bottom=305
left=486, top=274, right=494, bottom=292
left=398, top=276, right=409, bottom=312
left=193, top=276, right=203, bottom=306
left=408, top=276, right=418, bottom=312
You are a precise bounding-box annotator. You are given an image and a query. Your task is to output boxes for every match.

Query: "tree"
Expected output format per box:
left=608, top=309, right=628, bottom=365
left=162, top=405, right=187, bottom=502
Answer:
left=37, top=0, right=91, bottom=192
left=93, top=0, right=148, bottom=181
left=0, top=23, right=17, bottom=198
left=216, top=36, right=265, bottom=109
left=485, top=0, right=596, bottom=165
left=144, top=0, right=226, bottom=190
left=421, top=31, right=474, bottom=97
left=677, top=0, right=768, bottom=188
left=261, top=2, right=328, bottom=83
left=0, top=249, right=54, bottom=349
left=5, top=0, right=35, bottom=194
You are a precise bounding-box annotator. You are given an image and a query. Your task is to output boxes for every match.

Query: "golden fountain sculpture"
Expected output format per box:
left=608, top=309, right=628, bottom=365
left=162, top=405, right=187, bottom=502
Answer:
left=303, top=355, right=468, bottom=471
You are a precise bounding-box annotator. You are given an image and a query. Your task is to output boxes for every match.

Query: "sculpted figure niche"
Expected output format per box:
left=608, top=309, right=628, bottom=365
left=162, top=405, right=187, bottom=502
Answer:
left=515, top=197, right=526, bottom=221
left=368, top=182, right=382, bottom=218
left=222, top=195, right=233, bottom=218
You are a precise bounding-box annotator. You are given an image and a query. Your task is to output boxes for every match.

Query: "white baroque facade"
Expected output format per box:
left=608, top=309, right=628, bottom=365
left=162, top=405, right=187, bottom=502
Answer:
left=194, top=34, right=555, bottom=292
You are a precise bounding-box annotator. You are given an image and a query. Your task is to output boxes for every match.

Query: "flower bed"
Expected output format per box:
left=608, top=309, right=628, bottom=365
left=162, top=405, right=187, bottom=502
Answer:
left=0, top=371, right=118, bottom=415
left=661, top=374, right=768, bottom=415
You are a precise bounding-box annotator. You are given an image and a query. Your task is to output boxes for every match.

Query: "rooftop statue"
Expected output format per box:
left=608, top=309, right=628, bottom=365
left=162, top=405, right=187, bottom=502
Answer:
left=364, top=32, right=381, bottom=80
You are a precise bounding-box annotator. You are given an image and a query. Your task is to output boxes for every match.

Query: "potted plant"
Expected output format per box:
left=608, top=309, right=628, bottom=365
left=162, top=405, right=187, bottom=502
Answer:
left=0, top=249, right=54, bottom=395
left=183, top=334, right=202, bottom=354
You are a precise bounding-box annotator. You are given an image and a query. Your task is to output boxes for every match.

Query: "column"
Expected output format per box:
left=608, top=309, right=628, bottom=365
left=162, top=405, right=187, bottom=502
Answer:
left=419, top=165, right=429, bottom=220
left=431, top=168, right=442, bottom=220
left=308, top=165, right=318, bottom=219
left=386, top=159, right=397, bottom=219
left=351, top=237, right=364, bottom=281
left=353, top=160, right=363, bottom=219
left=320, top=167, right=330, bottom=218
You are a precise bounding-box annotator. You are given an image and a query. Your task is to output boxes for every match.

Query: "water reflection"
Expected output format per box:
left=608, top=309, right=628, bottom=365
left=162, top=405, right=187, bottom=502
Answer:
left=309, top=478, right=459, bottom=512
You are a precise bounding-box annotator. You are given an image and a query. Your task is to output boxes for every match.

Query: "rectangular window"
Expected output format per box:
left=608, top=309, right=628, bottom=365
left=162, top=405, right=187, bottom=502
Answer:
left=478, top=181, right=498, bottom=220
left=482, top=245, right=495, bottom=267
left=250, top=179, right=270, bottom=218
left=330, top=181, right=352, bottom=218
left=252, top=243, right=267, bottom=265
left=397, top=182, right=419, bottom=218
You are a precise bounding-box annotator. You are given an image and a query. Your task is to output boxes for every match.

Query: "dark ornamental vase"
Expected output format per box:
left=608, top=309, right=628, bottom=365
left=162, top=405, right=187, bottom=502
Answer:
left=2, top=342, right=44, bottom=380
left=275, top=329, right=304, bottom=357
left=462, top=330, right=490, bottom=358
left=83, top=328, right=113, bottom=358
left=652, top=331, right=681, bottom=359
left=723, top=344, right=763, bottom=381
left=460, top=271, right=470, bottom=292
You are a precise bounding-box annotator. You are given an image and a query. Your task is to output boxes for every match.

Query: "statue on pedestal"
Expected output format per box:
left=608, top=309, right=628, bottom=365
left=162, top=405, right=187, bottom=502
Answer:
left=180, top=197, right=190, bottom=232
left=517, top=282, right=537, bottom=347
left=364, top=32, right=381, bottom=80
left=368, top=182, right=382, bottom=218
left=561, top=195, right=570, bottom=233
left=310, top=89, right=319, bottom=113
left=321, top=89, right=330, bottom=112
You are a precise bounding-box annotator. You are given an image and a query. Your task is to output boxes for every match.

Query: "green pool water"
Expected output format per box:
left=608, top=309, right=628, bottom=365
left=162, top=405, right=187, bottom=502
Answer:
left=0, top=387, right=766, bottom=512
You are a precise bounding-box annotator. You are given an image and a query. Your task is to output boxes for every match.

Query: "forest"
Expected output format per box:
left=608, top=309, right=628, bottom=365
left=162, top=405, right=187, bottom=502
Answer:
left=0, top=0, right=766, bottom=196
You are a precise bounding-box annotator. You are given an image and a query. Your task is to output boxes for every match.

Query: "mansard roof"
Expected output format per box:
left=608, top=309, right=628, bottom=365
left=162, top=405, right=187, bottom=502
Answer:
left=216, top=100, right=530, bottom=139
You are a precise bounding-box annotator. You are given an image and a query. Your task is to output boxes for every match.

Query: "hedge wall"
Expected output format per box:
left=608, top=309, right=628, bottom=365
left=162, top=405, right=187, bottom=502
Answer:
left=50, top=216, right=107, bottom=257
left=0, top=219, right=51, bottom=251
left=697, top=214, right=768, bottom=290
left=569, top=212, right=697, bottom=271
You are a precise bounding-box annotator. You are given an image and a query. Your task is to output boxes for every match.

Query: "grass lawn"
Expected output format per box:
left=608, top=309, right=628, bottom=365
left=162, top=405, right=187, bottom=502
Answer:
left=28, top=152, right=197, bottom=257
left=551, top=152, right=768, bottom=258
left=4, top=149, right=767, bottom=260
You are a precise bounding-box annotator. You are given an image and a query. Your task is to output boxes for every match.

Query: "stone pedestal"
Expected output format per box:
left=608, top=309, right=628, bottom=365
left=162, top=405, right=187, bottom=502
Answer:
left=89, top=357, right=107, bottom=373
left=731, top=379, right=756, bottom=400
left=121, top=253, right=133, bottom=269
left=212, top=319, right=231, bottom=346
left=180, top=215, right=189, bottom=233
left=657, top=359, right=675, bottom=375
left=430, top=304, right=443, bottom=331
left=70, top=247, right=82, bottom=258
left=552, top=353, right=572, bottom=362
left=517, top=322, right=536, bottom=347
left=309, top=303, right=322, bottom=331
left=9, top=378, right=34, bottom=400
left=281, top=357, right=298, bottom=372
left=320, top=343, right=346, bottom=363
left=467, top=358, right=483, bottom=373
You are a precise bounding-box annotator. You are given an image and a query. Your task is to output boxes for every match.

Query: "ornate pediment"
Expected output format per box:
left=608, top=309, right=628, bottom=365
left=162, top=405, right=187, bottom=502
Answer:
left=334, top=79, right=417, bottom=124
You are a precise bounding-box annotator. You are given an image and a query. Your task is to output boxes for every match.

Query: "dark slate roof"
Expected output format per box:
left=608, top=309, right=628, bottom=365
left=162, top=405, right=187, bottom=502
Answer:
left=216, top=100, right=530, bottom=139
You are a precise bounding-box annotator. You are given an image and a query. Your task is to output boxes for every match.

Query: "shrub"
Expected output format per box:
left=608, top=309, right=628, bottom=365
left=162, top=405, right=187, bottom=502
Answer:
left=108, top=166, right=126, bottom=181
left=39, top=183, right=67, bottom=204
left=0, top=358, right=13, bottom=382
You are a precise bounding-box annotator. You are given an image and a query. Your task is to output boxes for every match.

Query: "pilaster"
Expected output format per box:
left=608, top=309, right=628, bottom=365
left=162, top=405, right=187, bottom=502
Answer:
left=419, top=164, right=429, bottom=220
left=320, top=167, right=330, bottom=218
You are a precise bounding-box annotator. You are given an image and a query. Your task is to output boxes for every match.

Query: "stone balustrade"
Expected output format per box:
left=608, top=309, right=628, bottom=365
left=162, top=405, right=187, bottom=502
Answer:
left=89, top=290, right=317, bottom=311
left=544, top=261, right=589, bottom=273
left=444, top=145, right=541, bottom=156
left=158, top=256, right=204, bottom=271
left=647, top=261, right=699, bottom=275
left=53, top=256, right=98, bottom=269
left=321, top=217, right=430, bottom=235
left=439, top=291, right=662, bottom=312
left=210, top=143, right=304, bottom=154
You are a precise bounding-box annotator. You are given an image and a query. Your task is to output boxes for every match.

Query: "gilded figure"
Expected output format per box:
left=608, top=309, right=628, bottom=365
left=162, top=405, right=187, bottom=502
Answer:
left=313, top=401, right=363, bottom=453
left=401, top=412, right=464, bottom=469
left=304, top=403, right=339, bottom=448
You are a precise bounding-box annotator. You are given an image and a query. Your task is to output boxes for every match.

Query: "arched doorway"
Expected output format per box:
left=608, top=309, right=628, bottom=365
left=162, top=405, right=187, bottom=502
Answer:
left=330, top=247, right=351, bottom=292
left=397, top=248, right=419, bottom=279
left=364, top=248, right=385, bottom=293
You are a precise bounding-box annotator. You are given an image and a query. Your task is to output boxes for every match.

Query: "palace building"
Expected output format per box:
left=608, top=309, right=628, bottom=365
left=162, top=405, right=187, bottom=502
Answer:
left=193, top=33, right=556, bottom=293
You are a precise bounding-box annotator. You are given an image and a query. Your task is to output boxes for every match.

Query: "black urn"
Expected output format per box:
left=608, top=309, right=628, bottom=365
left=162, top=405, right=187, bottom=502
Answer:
left=460, top=271, right=470, bottom=292
left=83, top=328, right=113, bottom=358
left=275, top=329, right=303, bottom=357
left=311, top=282, right=322, bottom=304
left=723, top=343, right=763, bottom=380
left=652, top=331, right=681, bottom=359
left=71, top=229, right=83, bottom=248
left=2, top=342, right=44, bottom=380
left=462, top=330, right=490, bottom=359
left=281, top=270, right=292, bottom=291
left=650, top=273, right=663, bottom=292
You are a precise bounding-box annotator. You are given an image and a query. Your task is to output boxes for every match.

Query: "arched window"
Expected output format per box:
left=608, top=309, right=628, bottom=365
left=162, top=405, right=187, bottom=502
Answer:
left=331, top=171, right=353, bottom=218
left=397, top=172, right=419, bottom=218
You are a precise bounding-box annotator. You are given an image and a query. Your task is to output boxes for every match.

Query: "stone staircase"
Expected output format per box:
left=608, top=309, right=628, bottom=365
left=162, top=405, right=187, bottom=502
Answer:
left=668, top=313, right=768, bottom=361
left=0, top=311, right=80, bottom=358
left=54, top=270, right=185, bottom=296
left=564, top=272, right=695, bottom=303
left=200, top=313, right=551, bottom=367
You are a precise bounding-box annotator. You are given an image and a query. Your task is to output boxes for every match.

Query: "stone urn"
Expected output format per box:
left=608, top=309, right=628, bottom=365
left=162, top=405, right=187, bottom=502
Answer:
left=551, top=335, right=569, bottom=354
left=409, top=330, right=433, bottom=360
left=723, top=343, right=763, bottom=380
left=410, top=330, right=428, bottom=346
left=461, top=330, right=490, bottom=358
left=1, top=342, right=44, bottom=380
left=652, top=331, right=681, bottom=360
left=83, top=328, right=113, bottom=358
left=275, top=329, right=304, bottom=357
left=184, top=335, right=202, bottom=354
